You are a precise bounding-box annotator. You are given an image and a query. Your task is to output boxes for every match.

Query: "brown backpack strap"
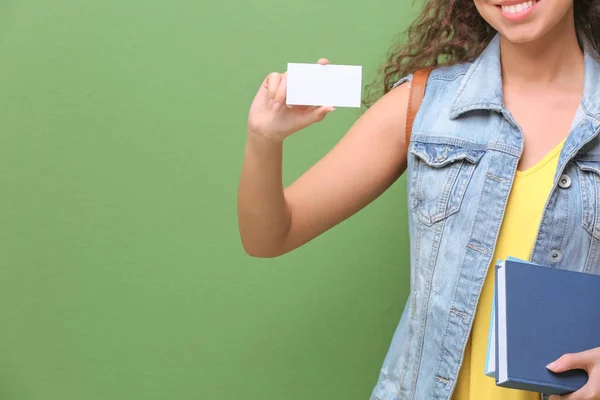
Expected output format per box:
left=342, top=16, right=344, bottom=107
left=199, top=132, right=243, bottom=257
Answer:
left=405, top=67, right=432, bottom=145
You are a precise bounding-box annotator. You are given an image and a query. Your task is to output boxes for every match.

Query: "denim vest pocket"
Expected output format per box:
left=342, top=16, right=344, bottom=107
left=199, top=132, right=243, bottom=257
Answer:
left=576, top=160, right=600, bottom=240
left=409, top=142, right=485, bottom=227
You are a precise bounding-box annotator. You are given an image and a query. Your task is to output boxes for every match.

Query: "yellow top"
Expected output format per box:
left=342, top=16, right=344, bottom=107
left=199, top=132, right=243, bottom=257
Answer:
left=452, top=139, right=565, bottom=400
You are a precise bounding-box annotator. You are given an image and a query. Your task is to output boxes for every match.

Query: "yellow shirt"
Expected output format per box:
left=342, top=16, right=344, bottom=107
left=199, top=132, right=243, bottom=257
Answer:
left=453, top=139, right=565, bottom=400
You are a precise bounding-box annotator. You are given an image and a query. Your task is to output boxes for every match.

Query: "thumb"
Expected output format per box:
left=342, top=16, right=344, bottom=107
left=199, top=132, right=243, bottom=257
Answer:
left=547, top=351, right=594, bottom=373
left=310, top=106, right=335, bottom=122
left=289, top=105, right=335, bottom=131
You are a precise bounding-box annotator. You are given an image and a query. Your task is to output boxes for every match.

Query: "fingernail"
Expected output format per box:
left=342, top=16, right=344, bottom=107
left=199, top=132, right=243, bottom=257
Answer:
left=546, top=361, right=556, bottom=370
left=287, top=105, right=293, bottom=109
left=273, top=102, right=281, bottom=111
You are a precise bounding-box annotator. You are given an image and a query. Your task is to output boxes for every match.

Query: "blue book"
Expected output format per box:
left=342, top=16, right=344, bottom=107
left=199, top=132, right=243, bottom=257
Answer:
left=494, top=259, right=600, bottom=395
left=485, top=257, right=533, bottom=378
left=484, top=260, right=500, bottom=377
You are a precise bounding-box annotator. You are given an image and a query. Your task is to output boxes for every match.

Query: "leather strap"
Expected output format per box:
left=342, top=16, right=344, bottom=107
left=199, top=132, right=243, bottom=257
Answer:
left=405, top=67, right=432, bottom=145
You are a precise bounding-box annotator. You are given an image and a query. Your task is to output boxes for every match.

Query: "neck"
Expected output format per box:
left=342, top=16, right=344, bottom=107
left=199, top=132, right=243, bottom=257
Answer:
left=500, top=10, right=584, bottom=88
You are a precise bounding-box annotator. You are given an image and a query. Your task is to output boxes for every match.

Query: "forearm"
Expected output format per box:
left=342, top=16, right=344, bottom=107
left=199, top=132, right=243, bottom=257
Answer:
left=237, top=132, right=292, bottom=257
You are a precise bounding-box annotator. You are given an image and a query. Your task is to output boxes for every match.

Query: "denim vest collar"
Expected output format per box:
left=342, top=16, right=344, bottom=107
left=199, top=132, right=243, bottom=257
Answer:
left=450, top=33, right=600, bottom=121
left=449, top=33, right=600, bottom=181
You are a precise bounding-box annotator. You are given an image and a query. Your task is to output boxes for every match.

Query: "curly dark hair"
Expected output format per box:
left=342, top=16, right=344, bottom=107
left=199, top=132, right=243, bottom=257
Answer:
left=363, top=0, right=600, bottom=107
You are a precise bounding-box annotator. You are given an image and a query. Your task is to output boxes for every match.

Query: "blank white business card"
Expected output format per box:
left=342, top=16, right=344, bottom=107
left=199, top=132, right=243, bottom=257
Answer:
left=286, top=63, right=362, bottom=108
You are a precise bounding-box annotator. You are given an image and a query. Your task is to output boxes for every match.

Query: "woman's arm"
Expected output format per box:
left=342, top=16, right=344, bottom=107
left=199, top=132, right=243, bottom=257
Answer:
left=238, top=65, right=411, bottom=258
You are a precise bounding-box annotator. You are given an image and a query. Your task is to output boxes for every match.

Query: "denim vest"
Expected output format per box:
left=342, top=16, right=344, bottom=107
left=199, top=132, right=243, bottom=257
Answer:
left=370, top=34, right=600, bottom=400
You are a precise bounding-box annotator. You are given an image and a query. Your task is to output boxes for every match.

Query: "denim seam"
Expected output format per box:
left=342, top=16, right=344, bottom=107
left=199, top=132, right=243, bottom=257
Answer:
left=581, top=99, right=600, bottom=121
left=433, top=161, right=461, bottom=224
left=410, top=219, right=445, bottom=399
left=591, top=171, right=600, bottom=240
left=583, top=231, right=600, bottom=274
left=428, top=73, right=466, bottom=83
left=555, top=184, right=570, bottom=264
left=578, top=166, right=596, bottom=238
left=449, top=162, right=478, bottom=217
left=409, top=135, right=521, bottom=157
left=399, top=214, right=422, bottom=397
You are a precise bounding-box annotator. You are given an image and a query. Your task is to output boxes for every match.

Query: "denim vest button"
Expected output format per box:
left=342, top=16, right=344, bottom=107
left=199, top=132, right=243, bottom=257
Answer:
left=558, top=174, right=571, bottom=189
left=550, top=250, right=563, bottom=262
left=435, top=154, right=447, bottom=163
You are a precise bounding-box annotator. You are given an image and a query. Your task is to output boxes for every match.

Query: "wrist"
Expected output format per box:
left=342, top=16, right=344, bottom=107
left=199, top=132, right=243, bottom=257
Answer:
left=246, top=129, right=285, bottom=148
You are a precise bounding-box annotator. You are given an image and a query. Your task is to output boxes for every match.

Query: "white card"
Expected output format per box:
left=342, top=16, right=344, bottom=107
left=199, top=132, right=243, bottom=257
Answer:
left=286, top=63, right=362, bottom=108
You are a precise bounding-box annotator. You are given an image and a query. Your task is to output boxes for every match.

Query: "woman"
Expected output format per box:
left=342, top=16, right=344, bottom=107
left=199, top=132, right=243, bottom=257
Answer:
left=237, top=0, right=600, bottom=399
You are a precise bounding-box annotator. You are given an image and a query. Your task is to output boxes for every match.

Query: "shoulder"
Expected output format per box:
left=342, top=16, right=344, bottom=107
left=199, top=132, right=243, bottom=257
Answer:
left=391, top=62, right=471, bottom=92
left=383, top=62, right=472, bottom=117
left=358, top=62, right=474, bottom=144
left=357, top=78, right=411, bottom=144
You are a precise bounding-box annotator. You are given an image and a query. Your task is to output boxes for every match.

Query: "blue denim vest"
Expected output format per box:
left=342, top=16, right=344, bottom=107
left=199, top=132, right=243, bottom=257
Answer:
left=370, top=34, right=600, bottom=400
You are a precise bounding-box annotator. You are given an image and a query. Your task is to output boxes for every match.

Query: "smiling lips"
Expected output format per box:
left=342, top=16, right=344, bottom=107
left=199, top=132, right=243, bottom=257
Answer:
left=498, top=0, right=539, bottom=21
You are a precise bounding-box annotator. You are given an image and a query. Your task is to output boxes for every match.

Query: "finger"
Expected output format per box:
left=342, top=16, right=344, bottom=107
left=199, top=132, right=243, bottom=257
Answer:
left=265, top=72, right=282, bottom=106
left=559, top=383, right=598, bottom=400
left=273, top=73, right=287, bottom=112
left=548, top=352, right=595, bottom=373
left=288, top=104, right=312, bottom=111
left=310, top=105, right=335, bottom=122
left=561, top=367, right=600, bottom=400
left=292, top=105, right=334, bottom=127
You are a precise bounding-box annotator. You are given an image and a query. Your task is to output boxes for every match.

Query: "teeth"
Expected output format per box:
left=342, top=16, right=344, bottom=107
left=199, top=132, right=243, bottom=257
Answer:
left=502, top=0, right=535, bottom=14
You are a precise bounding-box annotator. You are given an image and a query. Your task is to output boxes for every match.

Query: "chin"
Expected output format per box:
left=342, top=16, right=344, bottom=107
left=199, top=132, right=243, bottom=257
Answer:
left=496, top=25, right=548, bottom=44
left=474, top=0, right=575, bottom=44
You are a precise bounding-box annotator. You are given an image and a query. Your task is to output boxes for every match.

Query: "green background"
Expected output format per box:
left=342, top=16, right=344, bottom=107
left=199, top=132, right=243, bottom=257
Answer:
left=0, top=1, right=417, bottom=398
